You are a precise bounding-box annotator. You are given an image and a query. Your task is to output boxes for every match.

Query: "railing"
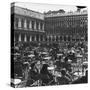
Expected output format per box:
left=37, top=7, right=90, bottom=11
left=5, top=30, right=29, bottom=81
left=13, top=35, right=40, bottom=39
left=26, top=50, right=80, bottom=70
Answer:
left=14, top=27, right=45, bottom=32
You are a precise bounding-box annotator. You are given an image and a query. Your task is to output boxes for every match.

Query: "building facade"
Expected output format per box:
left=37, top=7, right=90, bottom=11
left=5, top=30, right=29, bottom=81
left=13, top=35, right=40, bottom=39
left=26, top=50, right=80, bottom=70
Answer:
left=11, top=6, right=88, bottom=44
left=44, top=10, right=88, bottom=43
left=11, top=6, right=45, bottom=43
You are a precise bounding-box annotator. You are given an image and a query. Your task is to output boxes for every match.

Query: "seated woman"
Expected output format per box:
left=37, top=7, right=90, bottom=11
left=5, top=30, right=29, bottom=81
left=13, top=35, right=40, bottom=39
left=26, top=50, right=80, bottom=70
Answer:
left=40, top=64, right=54, bottom=85
left=57, top=69, right=71, bottom=85
left=26, top=62, right=40, bottom=86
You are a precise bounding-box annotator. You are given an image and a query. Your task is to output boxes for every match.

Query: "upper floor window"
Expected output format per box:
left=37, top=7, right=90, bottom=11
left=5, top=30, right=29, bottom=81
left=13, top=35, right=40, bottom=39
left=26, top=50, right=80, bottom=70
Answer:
left=21, top=19, right=24, bottom=28
left=36, top=22, right=39, bottom=30
left=32, top=21, right=34, bottom=30
left=15, top=18, right=19, bottom=28
left=26, top=20, right=30, bottom=29
left=40, top=23, right=43, bottom=30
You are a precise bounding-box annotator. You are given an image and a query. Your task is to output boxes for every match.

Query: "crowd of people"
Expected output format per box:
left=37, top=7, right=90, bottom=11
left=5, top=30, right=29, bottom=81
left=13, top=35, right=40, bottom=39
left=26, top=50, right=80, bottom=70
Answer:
left=11, top=41, right=88, bottom=87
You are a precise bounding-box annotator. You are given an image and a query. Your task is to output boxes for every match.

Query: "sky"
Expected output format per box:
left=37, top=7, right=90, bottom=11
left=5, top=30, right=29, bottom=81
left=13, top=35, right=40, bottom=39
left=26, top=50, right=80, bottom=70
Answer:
left=14, top=2, right=79, bottom=13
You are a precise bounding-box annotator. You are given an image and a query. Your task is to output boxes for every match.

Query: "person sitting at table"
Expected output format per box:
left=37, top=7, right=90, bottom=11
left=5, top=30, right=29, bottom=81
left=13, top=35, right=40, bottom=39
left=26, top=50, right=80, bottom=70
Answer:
left=72, top=70, right=88, bottom=84
left=26, top=62, right=40, bottom=86
left=40, top=64, right=54, bottom=85
left=57, top=69, right=71, bottom=85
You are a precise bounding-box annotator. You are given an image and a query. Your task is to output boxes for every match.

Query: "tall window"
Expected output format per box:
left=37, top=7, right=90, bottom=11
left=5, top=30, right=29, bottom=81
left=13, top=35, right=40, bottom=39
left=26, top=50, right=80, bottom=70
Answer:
left=36, top=22, right=39, bottom=30
left=21, top=19, right=24, bottom=28
left=32, top=21, right=34, bottom=30
left=40, top=23, right=43, bottom=30
left=27, top=20, right=29, bottom=29
left=15, top=18, right=18, bottom=28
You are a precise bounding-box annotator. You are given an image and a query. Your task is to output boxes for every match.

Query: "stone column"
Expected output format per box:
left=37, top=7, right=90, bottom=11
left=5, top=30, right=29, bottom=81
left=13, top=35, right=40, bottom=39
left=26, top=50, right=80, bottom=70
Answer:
left=54, top=35, right=56, bottom=42
left=51, top=35, right=52, bottom=42
left=24, top=34, right=27, bottom=42
left=30, top=36, right=32, bottom=42
left=47, top=36, right=49, bottom=42
left=34, top=35, right=36, bottom=41
left=49, top=36, right=50, bottom=42
left=19, top=34, right=21, bottom=42
left=62, top=36, right=64, bottom=42
left=14, top=20, right=16, bottom=29
left=66, top=35, right=68, bottom=42
left=70, top=35, right=72, bottom=42
left=18, top=18, right=21, bottom=28
left=29, top=20, right=32, bottom=29
left=24, top=19, right=27, bottom=29
left=58, top=36, right=60, bottom=42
